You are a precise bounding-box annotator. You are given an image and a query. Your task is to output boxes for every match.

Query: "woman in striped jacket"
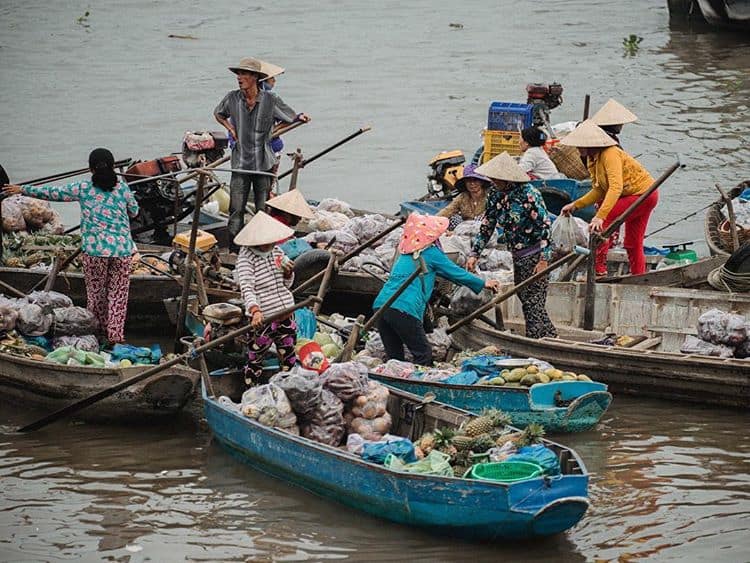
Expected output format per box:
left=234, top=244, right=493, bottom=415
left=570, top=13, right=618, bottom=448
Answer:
left=234, top=211, right=297, bottom=384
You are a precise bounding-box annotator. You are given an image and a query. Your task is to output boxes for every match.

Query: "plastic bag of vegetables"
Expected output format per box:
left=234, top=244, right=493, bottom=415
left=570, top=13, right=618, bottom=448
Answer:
left=16, top=303, right=53, bottom=336
left=270, top=368, right=323, bottom=418
left=320, top=361, right=369, bottom=401
left=240, top=383, right=298, bottom=431
left=53, top=306, right=98, bottom=336
left=300, top=389, right=346, bottom=446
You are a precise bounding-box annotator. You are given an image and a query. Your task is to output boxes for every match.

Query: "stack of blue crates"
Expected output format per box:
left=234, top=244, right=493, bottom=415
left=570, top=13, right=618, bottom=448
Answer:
left=487, top=102, right=534, bottom=131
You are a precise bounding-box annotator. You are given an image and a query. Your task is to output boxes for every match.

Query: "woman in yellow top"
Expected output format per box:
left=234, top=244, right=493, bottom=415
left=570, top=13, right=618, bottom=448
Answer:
left=560, top=120, right=655, bottom=276
left=437, top=164, right=492, bottom=230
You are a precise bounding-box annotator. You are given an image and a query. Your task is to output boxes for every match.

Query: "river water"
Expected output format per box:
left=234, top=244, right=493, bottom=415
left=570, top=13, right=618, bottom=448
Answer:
left=1, top=1, right=749, bottom=561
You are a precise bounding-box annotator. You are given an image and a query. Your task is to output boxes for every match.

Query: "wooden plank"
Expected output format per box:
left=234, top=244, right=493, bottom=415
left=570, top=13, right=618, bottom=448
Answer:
left=632, top=336, right=662, bottom=350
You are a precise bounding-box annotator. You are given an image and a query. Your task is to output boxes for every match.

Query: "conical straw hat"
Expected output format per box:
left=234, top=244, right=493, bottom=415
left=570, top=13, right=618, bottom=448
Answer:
left=398, top=213, right=450, bottom=254
left=258, top=60, right=285, bottom=81
left=234, top=210, right=294, bottom=246
left=559, top=120, right=617, bottom=148
left=475, top=152, right=530, bottom=183
left=266, top=189, right=315, bottom=219
left=591, top=98, right=638, bottom=126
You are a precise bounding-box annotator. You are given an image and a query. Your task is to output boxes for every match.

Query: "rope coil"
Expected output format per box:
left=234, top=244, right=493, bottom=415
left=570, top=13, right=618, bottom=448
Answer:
left=707, top=265, right=750, bottom=293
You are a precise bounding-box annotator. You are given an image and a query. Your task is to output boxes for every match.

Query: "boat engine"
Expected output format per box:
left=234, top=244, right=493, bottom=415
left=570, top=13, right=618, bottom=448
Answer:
left=125, top=155, right=194, bottom=245
left=181, top=131, right=229, bottom=169
left=526, top=82, right=564, bottom=129
left=426, top=150, right=466, bottom=198
left=168, top=229, right=228, bottom=284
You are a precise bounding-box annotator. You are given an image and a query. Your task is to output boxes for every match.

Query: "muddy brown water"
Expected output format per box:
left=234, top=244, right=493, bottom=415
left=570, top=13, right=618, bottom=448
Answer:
left=1, top=1, right=750, bottom=560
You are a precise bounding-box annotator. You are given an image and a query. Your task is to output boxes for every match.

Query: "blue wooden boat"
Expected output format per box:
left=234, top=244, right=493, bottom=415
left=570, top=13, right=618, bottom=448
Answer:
left=369, top=373, right=612, bottom=433
left=202, top=382, right=590, bottom=540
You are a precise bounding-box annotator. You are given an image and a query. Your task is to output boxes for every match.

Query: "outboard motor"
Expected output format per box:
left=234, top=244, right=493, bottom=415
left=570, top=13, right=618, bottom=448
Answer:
left=426, top=150, right=466, bottom=199
left=124, top=156, right=193, bottom=245
left=526, top=82, right=564, bottom=129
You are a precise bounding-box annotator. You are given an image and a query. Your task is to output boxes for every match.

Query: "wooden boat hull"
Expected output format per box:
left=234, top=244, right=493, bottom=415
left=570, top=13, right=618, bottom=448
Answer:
left=0, top=352, right=199, bottom=421
left=369, top=373, right=611, bottom=433
left=452, top=323, right=750, bottom=408
left=203, top=384, right=590, bottom=540
left=704, top=181, right=750, bottom=257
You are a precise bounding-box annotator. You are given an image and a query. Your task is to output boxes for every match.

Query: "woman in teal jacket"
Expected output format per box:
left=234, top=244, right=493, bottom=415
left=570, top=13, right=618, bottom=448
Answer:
left=373, top=213, right=499, bottom=366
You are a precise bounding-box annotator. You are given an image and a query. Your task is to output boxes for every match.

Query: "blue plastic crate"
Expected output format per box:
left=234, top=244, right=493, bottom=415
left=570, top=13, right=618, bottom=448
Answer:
left=487, top=102, right=534, bottom=131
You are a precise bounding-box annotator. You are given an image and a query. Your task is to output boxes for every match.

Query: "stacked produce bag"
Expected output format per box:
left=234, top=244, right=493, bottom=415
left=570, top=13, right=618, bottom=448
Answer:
left=681, top=308, right=750, bottom=359
left=1, top=195, right=63, bottom=235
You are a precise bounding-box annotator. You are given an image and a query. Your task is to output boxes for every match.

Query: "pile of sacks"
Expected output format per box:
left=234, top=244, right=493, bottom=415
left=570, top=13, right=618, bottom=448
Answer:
left=223, top=361, right=393, bottom=446
left=1, top=196, right=63, bottom=235
left=680, top=308, right=750, bottom=359
left=0, top=290, right=100, bottom=359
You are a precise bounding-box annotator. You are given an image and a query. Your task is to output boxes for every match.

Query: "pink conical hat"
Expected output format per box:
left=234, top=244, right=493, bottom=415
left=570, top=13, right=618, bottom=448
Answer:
left=398, top=213, right=449, bottom=254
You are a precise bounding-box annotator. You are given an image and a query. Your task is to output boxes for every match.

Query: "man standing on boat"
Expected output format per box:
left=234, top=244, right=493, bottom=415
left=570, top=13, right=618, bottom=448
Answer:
left=214, top=57, right=310, bottom=251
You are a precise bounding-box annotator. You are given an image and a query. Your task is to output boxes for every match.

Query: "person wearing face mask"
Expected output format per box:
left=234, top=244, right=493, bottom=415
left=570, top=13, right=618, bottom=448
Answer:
left=214, top=57, right=310, bottom=251
left=234, top=211, right=298, bottom=385
left=437, top=164, right=492, bottom=231
left=466, top=152, right=557, bottom=339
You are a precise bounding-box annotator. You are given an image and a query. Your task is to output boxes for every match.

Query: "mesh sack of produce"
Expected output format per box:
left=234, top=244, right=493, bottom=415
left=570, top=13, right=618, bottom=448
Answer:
left=372, top=359, right=415, bottom=379
left=52, top=334, right=99, bottom=352
left=1, top=196, right=27, bottom=232
left=427, top=327, right=452, bottom=362
left=696, top=308, right=747, bottom=347
left=53, top=306, right=99, bottom=336
left=300, top=389, right=346, bottom=446
left=478, top=249, right=513, bottom=272
left=16, top=303, right=53, bottom=336
left=735, top=324, right=750, bottom=359
left=453, top=220, right=482, bottom=238
left=304, top=229, right=359, bottom=254
left=384, top=449, right=453, bottom=477
left=350, top=380, right=390, bottom=419
left=27, top=290, right=73, bottom=310
left=316, top=198, right=354, bottom=217
left=449, top=285, right=493, bottom=316
left=20, top=198, right=55, bottom=229
left=0, top=306, right=19, bottom=332
left=680, top=335, right=735, bottom=358
left=307, top=209, right=350, bottom=231
left=364, top=331, right=387, bottom=361
left=240, top=383, right=298, bottom=430
left=269, top=368, right=323, bottom=418
left=347, top=412, right=392, bottom=442
left=342, top=214, right=391, bottom=245
left=320, top=361, right=369, bottom=401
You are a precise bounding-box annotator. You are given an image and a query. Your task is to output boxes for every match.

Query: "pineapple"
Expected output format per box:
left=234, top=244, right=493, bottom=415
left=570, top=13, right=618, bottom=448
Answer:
left=433, top=427, right=455, bottom=449
left=517, top=423, right=546, bottom=447
left=470, top=433, right=496, bottom=454
left=417, top=432, right=435, bottom=454
left=463, top=408, right=511, bottom=437
left=495, top=431, right=523, bottom=446
left=451, top=434, right=474, bottom=451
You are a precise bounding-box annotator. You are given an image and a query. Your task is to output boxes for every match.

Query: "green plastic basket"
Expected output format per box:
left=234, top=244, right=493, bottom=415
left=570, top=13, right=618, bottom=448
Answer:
left=469, top=461, right=544, bottom=483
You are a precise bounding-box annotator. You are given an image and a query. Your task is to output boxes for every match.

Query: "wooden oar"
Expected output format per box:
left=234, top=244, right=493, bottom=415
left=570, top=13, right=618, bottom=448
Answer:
left=292, top=216, right=405, bottom=295
left=16, top=296, right=320, bottom=433
left=16, top=159, right=133, bottom=187
left=276, top=126, right=371, bottom=182
left=446, top=249, right=587, bottom=335
left=174, top=173, right=208, bottom=352
left=312, top=254, right=337, bottom=316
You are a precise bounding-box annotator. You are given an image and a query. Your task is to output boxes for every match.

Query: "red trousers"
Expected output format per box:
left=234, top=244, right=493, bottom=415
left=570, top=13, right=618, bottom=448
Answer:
left=81, top=254, right=131, bottom=343
left=595, top=190, right=659, bottom=276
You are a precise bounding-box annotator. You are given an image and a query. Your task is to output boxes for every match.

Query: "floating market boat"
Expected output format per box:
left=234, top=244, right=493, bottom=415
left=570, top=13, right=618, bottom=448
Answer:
left=368, top=372, right=612, bottom=433
left=451, top=283, right=750, bottom=408
left=202, top=383, right=590, bottom=540
left=0, top=351, right=199, bottom=421
left=704, top=180, right=750, bottom=258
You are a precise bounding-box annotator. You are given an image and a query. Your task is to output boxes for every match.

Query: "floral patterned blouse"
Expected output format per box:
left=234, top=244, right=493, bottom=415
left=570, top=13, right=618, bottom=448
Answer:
left=21, top=180, right=139, bottom=257
left=471, top=183, right=553, bottom=261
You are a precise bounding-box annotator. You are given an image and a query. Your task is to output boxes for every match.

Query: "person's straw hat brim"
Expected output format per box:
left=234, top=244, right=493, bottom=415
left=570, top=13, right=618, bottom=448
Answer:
left=591, top=98, right=638, bottom=126
left=559, top=120, right=618, bottom=148
left=258, top=60, right=285, bottom=81
left=475, top=152, right=530, bottom=183
left=398, top=213, right=450, bottom=254
left=228, top=57, right=268, bottom=78
left=266, top=189, right=315, bottom=220
left=234, top=210, right=294, bottom=246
